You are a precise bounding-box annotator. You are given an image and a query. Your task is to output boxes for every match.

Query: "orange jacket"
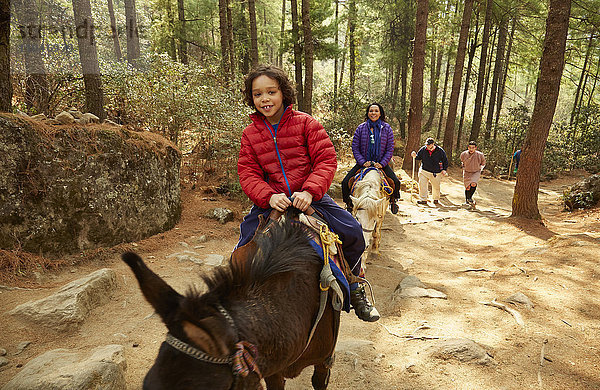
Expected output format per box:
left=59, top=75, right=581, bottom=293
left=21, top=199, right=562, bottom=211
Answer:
left=238, top=106, right=337, bottom=209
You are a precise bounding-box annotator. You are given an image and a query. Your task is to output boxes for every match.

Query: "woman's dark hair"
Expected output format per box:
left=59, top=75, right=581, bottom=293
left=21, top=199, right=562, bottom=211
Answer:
left=364, top=102, right=386, bottom=122
left=243, top=65, right=297, bottom=109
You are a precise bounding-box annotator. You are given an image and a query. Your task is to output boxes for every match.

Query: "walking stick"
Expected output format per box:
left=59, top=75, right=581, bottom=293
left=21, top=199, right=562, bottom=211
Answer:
left=411, top=155, right=416, bottom=200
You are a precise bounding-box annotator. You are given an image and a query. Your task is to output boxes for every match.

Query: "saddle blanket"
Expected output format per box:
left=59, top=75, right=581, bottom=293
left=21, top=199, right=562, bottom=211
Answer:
left=306, top=239, right=351, bottom=312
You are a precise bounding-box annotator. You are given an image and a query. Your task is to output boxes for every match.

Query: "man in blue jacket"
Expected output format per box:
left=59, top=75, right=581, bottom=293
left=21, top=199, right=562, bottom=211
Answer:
left=411, top=138, right=449, bottom=205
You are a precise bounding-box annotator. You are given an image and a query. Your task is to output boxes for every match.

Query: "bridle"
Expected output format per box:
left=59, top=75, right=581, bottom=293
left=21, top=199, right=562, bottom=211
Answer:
left=164, top=302, right=262, bottom=389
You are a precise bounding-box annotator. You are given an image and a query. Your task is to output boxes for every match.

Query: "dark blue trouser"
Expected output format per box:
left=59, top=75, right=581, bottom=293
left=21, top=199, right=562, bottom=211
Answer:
left=235, top=194, right=365, bottom=276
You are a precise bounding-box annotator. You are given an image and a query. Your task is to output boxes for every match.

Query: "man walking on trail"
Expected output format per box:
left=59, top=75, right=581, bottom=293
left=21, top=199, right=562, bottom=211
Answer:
left=460, top=141, right=486, bottom=208
left=411, top=138, right=449, bottom=205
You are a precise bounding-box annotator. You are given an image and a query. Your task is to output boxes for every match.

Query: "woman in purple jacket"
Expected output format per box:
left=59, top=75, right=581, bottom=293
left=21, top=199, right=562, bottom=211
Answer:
left=342, top=102, right=401, bottom=214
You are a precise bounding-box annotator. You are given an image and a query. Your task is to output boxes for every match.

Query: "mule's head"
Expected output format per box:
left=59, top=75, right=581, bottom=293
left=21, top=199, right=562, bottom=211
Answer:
left=122, top=252, right=239, bottom=390
left=350, top=195, right=387, bottom=249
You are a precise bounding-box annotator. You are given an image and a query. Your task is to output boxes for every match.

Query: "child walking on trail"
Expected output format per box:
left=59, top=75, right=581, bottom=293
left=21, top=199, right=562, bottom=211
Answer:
left=460, top=141, right=486, bottom=207
left=235, top=65, right=380, bottom=322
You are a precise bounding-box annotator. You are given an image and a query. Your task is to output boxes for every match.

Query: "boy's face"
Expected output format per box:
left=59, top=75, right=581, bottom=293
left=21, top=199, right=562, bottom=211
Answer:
left=468, top=144, right=477, bottom=153
left=252, top=75, right=284, bottom=124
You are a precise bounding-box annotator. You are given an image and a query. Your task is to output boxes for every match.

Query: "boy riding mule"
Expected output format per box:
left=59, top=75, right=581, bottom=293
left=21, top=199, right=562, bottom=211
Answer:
left=236, top=65, right=379, bottom=323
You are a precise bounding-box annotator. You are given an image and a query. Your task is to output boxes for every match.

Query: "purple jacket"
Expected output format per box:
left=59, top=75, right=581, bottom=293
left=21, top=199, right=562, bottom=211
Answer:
left=351, top=121, right=395, bottom=167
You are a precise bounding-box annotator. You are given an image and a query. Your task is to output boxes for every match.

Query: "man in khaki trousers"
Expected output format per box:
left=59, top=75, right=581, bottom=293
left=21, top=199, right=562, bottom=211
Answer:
left=411, top=138, right=449, bottom=205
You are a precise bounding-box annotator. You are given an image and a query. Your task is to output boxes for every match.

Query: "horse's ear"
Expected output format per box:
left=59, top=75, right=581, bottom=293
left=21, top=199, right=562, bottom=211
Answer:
left=122, top=252, right=183, bottom=324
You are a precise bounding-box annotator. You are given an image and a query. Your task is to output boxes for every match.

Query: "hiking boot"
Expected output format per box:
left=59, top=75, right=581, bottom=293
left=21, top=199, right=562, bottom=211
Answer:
left=390, top=202, right=399, bottom=214
left=350, top=285, right=380, bottom=322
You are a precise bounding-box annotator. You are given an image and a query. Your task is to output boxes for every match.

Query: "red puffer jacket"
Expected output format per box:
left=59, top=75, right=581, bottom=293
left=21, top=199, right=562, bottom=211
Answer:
left=238, top=106, right=337, bottom=209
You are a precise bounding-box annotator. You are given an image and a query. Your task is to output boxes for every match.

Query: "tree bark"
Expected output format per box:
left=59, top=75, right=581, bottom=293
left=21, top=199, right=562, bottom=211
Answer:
left=423, top=42, right=441, bottom=133
left=495, top=17, right=515, bottom=129
left=487, top=16, right=508, bottom=141
left=511, top=0, right=571, bottom=219
left=469, top=0, right=492, bottom=142
left=124, top=0, right=140, bottom=65
left=301, top=0, right=313, bottom=114
left=72, top=0, right=106, bottom=119
left=279, top=0, right=286, bottom=67
left=0, top=0, right=11, bottom=112
left=176, top=0, right=187, bottom=64
left=348, top=0, right=357, bottom=96
left=248, top=0, right=259, bottom=68
left=458, top=9, right=479, bottom=150
left=290, top=0, right=303, bottom=110
left=436, top=46, right=451, bottom=139
left=442, top=0, right=474, bottom=163
left=570, top=32, right=594, bottom=125
left=333, top=0, right=339, bottom=109
left=226, top=0, right=235, bottom=76
left=13, top=0, right=49, bottom=114
left=403, top=0, right=428, bottom=171
left=218, top=0, right=231, bottom=78
left=399, top=56, right=407, bottom=139
left=239, top=0, right=250, bottom=74
left=107, top=0, right=122, bottom=60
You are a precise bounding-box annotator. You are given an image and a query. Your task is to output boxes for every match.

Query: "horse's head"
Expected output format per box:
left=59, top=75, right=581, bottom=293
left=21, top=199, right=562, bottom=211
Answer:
left=122, top=252, right=241, bottom=390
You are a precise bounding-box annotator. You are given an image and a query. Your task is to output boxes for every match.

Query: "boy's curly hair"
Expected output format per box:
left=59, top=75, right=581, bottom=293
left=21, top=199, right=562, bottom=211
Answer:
left=243, top=65, right=297, bottom=109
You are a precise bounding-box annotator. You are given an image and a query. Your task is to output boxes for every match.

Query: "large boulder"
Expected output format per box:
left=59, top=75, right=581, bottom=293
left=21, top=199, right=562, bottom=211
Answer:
left=1, top=345, right=126, bottom=390
left=0, top=114, right=181, bottom=256
left=8, top=269, right=117, bottom=332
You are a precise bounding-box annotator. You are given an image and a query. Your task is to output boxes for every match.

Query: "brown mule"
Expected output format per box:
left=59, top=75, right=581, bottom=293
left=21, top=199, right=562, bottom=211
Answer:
left=123, top=216, right=341, bottom=389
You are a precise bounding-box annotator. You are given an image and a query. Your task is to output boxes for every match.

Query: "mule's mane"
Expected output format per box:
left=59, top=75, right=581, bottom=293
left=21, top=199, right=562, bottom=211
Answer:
left=194, top=218, right=321, bottom=303
left=353, top=170, right=383, bottom=199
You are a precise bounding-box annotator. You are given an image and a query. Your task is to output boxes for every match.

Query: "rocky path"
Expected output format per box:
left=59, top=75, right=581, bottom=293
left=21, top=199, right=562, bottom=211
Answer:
left=1, top=170, right=599, bottom=389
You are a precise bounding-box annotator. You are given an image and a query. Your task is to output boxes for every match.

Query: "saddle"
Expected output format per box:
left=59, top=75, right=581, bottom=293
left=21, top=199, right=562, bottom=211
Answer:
left=349, top=167, right=395, bottom=198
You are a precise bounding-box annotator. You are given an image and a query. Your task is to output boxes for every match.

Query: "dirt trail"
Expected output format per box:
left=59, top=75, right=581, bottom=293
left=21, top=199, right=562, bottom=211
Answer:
left=1, top=169, right=599, bottom=389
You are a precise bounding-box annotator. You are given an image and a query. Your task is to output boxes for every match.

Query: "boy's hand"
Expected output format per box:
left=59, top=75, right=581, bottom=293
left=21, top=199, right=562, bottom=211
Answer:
left=269, top=193, right=292, bottom=212
left=374, top=162, right=383, bottom=169
left=291, top=191, right=313, bottom=212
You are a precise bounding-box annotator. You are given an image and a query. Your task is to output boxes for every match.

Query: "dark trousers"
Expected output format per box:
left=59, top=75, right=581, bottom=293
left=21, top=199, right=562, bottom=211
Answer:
left=235, top=194, right=366, bottom=276
left=342, top=163, right=401, bottom=204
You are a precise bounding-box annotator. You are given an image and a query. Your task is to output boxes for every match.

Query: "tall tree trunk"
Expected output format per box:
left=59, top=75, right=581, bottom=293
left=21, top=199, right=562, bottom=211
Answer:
left=570, top=32, right=594, bottom=125
left=442, top=0, right=474, bottom=163
left=495, top=17, right=515, bottom=128
left=72, top=0, right=106, bottom=119
left=399, top=56, right=407, bottom=139
left=107, top=0, right=122, bottom=60
left=279, top=0, right=286, bottom=67
left=348, top=0, right=357, bottom=97
left=239, top=0, right=250, bottom=74
left=481, top=28, right=496, bottom=126
left=512, top=0, right=571, bottom=219
left=436, top=47, right=451, bottom=139
left=470, top=0, right=492, bottom=142
left=124, top=0, right=140, bottom=65
left=226, top=0, right=235, bottom=76
left=458, top=9, right=480, bottom=150
left=301, top=0, right=313, bottom=114
left=339, top=20, right=348, bottom=91
left=166, top=0, right=177, bottom=61
left=587, top=52, right=600, bottom=107
left=403, top=0, right=429, bottom=171
left=13, top=0, right=49, bottom=114
left=390, top=59, right=401, bottom=127
left=0, top=0, right=10, bottom=112
left=177, top=0, right=188, bottom=64
left=423, top=42, right=441, bottom=133
left=333, top=0, right=339, bottom=110
left=248, top=0, right=259, bottom=68
left=290, top=0, right=303, bottom=110
left=487, top=16, right=508, bottom=141
left=218, top=0, right=231, bottom=78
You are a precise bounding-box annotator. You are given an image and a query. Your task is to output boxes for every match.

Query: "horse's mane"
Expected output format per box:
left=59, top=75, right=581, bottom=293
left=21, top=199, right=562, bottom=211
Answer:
left=191, top=218, right=322, bottom=304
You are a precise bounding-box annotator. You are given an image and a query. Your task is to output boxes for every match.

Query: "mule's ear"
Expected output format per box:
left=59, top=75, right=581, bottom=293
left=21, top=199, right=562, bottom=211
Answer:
left=122, top=251, right=183, bottom=324
left=350, top=195, right=358, bottom=205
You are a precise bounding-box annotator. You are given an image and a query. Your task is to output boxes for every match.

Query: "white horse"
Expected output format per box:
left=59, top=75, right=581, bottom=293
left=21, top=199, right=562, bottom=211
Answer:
left=350, top=169, right=389, bottom=258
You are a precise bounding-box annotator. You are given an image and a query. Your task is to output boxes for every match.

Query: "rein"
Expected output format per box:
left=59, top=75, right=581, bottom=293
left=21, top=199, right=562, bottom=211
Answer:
left=164, top=302, right=262, bottom=388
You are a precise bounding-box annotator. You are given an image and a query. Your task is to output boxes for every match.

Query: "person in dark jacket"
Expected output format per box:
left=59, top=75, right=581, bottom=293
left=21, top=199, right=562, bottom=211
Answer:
left=236, top=65, right=379, bottom=322
left=410, top=138, right=449, bottom=205
left=342, top=103, right=401, bottom=214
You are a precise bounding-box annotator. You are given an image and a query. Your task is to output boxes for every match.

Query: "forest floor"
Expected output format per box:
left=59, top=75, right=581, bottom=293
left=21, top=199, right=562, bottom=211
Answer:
left=1, top=167, right=599, bottom=389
